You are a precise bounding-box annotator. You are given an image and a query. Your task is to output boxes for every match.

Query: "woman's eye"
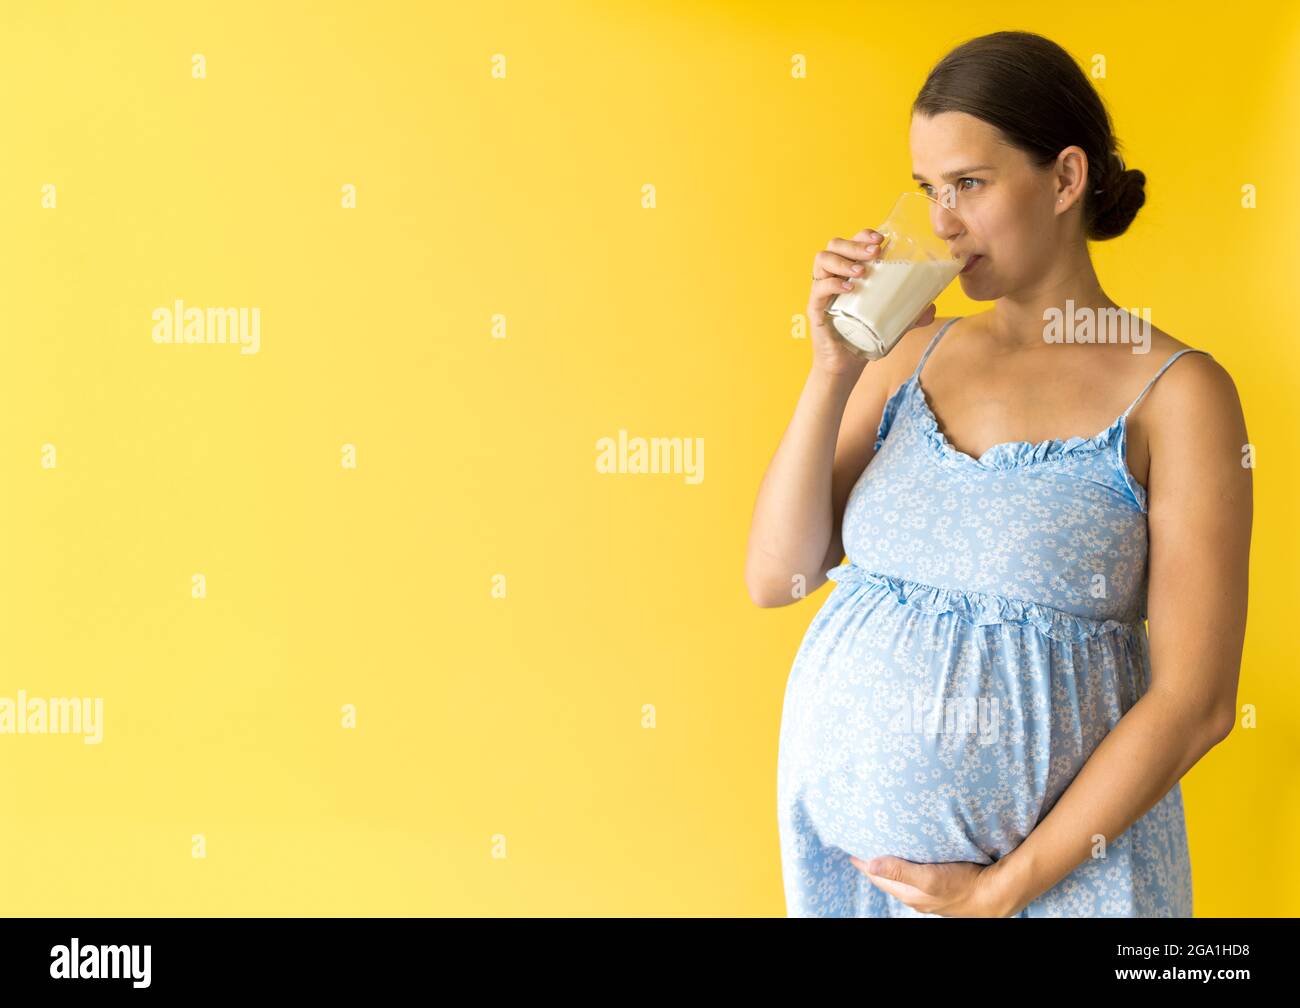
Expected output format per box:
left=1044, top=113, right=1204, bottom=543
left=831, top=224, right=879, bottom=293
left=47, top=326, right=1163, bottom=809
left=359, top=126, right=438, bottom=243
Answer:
left=918, top=178, right=982, bottom=197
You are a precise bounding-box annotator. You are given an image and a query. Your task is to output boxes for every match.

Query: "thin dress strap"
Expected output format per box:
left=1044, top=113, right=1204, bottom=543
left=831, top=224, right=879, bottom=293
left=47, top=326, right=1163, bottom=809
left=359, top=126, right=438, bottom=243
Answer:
left=1119, top=347, right=1213, bottom=420
left=911, top=316, right=962, bottom=381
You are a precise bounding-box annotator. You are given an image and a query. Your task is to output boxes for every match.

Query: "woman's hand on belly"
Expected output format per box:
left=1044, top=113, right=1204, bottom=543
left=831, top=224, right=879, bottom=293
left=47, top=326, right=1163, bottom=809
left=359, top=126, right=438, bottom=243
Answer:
left=850, top=854, right=1021, bottom=917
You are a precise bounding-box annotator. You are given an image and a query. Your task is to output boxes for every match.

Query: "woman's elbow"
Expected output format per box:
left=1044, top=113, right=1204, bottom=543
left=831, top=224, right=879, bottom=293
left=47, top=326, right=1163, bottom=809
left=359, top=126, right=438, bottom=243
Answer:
left=746, top=569, right=822, bottom=608
left=1206, top=706, right=1239, bottom=748
left=747, top=575, right=793, bottom=608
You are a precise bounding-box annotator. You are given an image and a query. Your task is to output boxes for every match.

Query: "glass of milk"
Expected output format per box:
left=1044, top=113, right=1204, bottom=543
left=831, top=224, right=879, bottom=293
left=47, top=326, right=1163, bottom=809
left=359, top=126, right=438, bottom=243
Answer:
left=825, top=192, right=970, bottom=360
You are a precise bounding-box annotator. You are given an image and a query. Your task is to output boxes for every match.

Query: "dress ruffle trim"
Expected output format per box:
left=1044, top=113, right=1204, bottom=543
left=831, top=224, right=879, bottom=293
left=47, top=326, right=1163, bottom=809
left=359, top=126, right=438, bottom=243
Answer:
left=825, top=562, right=1142, bottom=643
left=910, top=380, right=1122, bottom=470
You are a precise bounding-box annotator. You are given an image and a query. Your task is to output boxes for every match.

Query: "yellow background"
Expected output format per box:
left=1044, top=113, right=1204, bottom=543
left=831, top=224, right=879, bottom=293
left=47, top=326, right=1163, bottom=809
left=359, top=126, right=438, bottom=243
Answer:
left=0, top=0, right=1295, bottom=915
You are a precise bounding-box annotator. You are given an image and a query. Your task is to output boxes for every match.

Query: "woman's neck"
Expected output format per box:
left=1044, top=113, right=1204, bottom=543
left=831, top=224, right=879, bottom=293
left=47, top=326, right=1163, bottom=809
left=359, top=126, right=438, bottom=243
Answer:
left=983, top=246, right=1121, bottom=352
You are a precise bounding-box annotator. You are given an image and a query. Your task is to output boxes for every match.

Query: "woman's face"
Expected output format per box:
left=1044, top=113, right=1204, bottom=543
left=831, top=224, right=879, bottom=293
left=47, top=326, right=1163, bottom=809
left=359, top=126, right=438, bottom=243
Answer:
left=909, top=110, right=1072, bottom=298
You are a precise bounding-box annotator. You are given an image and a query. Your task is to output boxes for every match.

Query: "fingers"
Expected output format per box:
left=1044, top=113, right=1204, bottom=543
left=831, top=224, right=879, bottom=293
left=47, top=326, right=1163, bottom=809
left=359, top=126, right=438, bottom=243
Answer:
left=809, top=274, right=860, bottom=312
left=813, top=232, right=885, bottom=281
left=832, top=233, right=884, bottom=259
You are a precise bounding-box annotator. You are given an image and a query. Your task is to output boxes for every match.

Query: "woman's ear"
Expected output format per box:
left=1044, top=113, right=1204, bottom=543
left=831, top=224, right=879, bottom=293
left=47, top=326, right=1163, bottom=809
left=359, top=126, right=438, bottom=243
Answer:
left=1053, top=145, right=1090, bottom=207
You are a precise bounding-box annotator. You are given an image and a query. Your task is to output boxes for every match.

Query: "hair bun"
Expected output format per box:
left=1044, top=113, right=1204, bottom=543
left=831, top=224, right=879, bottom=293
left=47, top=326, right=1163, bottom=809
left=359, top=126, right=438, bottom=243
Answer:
left=1089, top=160, right=1145, bottom=241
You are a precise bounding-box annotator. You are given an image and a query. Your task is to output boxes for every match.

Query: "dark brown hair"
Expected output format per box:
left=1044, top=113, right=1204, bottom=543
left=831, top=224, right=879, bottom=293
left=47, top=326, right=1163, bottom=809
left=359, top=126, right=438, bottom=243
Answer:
left=912, top=30, right=1145, bottom=241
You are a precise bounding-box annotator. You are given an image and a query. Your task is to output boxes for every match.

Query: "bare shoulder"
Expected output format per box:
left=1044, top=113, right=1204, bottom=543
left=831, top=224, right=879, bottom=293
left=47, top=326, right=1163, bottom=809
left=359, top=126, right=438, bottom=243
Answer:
left=1139, top=327, right=1251, bottom=538
left=834, top=316, right=953, bottom=461
left=876, top=316, right=953, bottom=392
left=1138, top=325, right=1244, bottom=442
left=1144, top=325, right=1232, bottom=416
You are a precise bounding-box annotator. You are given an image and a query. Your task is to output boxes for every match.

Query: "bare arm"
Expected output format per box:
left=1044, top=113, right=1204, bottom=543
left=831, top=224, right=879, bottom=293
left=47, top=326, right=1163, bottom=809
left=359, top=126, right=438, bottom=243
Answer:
left=745, top=323, right=942, bottom=608
left=985, top=353, right=1251, bottom=915
left=746, top=227, right=943, bottom=607
left=745, top=364, right=876, bottom=607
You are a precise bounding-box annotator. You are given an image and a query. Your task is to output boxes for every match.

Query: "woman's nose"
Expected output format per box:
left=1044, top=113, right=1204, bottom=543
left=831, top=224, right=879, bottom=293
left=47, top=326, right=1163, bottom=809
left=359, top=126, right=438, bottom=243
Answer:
left=933, top=207, right=965, bottom=240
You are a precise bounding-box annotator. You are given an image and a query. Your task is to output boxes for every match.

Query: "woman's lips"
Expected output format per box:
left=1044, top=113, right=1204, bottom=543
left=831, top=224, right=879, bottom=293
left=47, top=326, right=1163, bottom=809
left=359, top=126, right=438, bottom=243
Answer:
left=961, top=254, right=983, bottom=274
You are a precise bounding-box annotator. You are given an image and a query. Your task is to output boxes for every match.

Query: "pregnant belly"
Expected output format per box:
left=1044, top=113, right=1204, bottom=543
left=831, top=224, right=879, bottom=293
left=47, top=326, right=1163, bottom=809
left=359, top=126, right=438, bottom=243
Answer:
left=779, top=691, right=1046, bottom=865
left=776, top=587, right=1120, bottom=866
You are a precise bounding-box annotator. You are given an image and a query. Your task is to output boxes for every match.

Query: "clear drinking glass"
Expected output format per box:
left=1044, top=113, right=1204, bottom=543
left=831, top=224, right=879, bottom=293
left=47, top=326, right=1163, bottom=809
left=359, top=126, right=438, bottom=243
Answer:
left=825, top=191, right=970, bottom=360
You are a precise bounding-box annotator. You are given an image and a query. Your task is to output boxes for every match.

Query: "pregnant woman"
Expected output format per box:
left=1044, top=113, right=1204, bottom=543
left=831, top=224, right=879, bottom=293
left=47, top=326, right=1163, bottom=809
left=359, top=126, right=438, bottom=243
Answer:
left=746, top=31, right=1252, bottom=917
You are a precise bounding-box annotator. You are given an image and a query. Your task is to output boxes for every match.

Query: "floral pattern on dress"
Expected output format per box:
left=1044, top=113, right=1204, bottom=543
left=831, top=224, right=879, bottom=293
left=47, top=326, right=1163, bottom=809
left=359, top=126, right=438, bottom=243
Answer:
left=776, top=317, right=1210, bottom=917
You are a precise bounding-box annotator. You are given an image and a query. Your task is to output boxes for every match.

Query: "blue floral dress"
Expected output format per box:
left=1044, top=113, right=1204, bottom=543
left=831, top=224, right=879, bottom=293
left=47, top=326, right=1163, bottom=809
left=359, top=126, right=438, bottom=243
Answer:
left=777, top=316, right=1209, bottom=917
